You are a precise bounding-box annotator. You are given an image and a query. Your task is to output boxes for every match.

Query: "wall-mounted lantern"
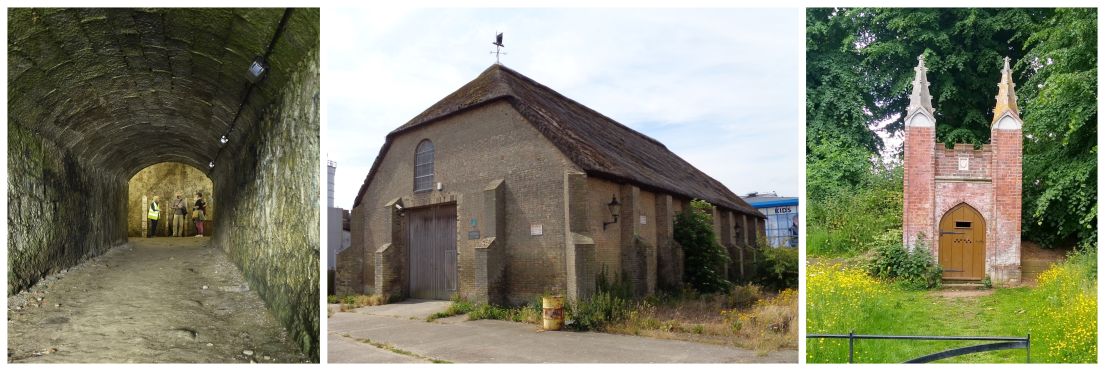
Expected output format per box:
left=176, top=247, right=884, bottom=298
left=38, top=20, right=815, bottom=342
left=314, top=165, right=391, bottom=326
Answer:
left=602, top=194, right=621, bottom=230
left=220, top=135, right=229, bottom=144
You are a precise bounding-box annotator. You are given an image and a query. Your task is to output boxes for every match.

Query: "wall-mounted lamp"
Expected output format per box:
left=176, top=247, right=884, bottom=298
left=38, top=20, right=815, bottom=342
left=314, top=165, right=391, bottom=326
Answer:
left=220, top=135, right=229, bottom=144
left=246, top=57, right=268, bottom=83
left=394, top=203, right=404, bottom=211
left=208, top=161, right=215, bottom=169
left=602, top=194, right=621, bottom=230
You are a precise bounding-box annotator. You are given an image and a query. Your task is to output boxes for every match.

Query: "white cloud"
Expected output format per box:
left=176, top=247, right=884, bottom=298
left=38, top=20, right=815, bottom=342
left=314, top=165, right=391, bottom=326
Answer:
left=326, top=8, right=801, bottom=209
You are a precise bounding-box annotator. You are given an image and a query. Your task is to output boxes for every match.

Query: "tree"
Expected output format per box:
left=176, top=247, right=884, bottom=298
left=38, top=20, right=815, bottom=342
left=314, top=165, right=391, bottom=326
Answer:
left=806, top=8, right=1096, bottom=250
left=807, top=8, right=1048, bottom=153
left=674, top=199, right=731, bottom=293
left=1019, top=8, right=1097, bottom=249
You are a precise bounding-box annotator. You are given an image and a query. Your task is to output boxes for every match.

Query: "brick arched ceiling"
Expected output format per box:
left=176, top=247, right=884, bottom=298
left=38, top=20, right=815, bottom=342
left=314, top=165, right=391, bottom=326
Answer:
left=8, top=8, right=319, bottom=176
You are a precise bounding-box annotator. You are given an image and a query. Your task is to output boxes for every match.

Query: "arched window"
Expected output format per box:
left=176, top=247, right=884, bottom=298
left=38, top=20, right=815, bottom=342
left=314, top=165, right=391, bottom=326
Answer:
left=414, top=140, right=435, bottom=192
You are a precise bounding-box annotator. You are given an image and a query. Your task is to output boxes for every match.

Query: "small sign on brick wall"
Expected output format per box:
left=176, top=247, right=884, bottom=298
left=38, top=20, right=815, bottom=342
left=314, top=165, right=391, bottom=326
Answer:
left=530, top=224, right=543, bottom=236
left=958, top=157, right=969, bottom=171
left=640, top=215, right=647, bottom=225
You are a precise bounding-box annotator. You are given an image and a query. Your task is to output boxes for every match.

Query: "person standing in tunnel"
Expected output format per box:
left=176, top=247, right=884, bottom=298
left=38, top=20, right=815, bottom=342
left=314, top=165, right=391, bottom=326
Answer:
left=147, top=195, right=161, bottom=237
left=172, top=192, right=187, bottom=237
left=193, top=191, right=207, bottom=237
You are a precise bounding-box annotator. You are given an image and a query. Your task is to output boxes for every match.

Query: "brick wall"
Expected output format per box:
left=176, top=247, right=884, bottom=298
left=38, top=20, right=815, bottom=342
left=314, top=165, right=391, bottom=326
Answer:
left=903, top=125, right=936, bottom=249
left=904, top=119, right=1022, bottom=284
left=991, top=128, right=1023, bottom=282
left=345, top=99, right=764, bottom=303
left=935, top=143, right=992, bottom=179
left=351, top=101, right=580, bottom=305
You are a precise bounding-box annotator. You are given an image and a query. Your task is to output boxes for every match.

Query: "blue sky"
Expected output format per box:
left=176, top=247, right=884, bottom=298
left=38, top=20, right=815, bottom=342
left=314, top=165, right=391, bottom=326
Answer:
left=326, top=8, right=801, bottom=209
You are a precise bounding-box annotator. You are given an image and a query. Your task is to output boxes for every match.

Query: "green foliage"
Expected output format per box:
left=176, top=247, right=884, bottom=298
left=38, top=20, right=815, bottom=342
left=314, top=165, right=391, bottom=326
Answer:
left=567, top=266, right=636, bottom=331
left=866, top=231, right=942, bottom=290
left=1019, top=8, right=1097, bottom=251
left=808, top=253, right=1097, bottom=363
left=327, top=295, right=339, bottom=304
left=595, top=265, right=634, bottom=300
left=807, top=8, right=1097, bottom=253
left=755, top=247, right=799, bottom=290
left=567, top=291, right=633, bottom=331
left=673, top=199, right=732, bottom=293
left=808, top=8, right=1047, bottom=151
left=1026, top=251, right=1097, bottom=363
left=807, top=166, right=902, bottom=256
left=806, top=140, right=877, bottom=201
left=426, top=295, right=475, bottom=321
left=467, top=303, right=509, bottom=321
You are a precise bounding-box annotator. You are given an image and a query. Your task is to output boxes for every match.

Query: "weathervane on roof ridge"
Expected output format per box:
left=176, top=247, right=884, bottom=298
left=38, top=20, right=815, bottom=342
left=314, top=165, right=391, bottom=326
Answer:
left=490, top=32, right=506, bottom=64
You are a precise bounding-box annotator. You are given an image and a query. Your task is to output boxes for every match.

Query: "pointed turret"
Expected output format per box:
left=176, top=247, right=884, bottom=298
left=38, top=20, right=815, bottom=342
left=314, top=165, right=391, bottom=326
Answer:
left=992, top=56, right=1021, bottom=126
left=905, top=54, right=935, bottom=127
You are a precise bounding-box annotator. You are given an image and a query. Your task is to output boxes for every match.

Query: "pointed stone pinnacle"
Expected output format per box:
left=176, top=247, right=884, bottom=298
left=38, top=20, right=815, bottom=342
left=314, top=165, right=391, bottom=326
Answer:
left=907, top=54, right=935, bottom=118
left=992, top=56, right=1020, bottom=124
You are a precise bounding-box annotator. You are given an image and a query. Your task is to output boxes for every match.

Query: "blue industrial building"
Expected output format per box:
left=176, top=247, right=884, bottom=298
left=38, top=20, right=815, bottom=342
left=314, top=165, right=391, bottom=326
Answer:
left=743, top=192, right=799, bottom=248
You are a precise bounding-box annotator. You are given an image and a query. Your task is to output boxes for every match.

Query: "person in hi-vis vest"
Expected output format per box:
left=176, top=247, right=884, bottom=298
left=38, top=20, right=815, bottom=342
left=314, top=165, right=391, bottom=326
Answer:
left=147, top=195, right=161, bottom=237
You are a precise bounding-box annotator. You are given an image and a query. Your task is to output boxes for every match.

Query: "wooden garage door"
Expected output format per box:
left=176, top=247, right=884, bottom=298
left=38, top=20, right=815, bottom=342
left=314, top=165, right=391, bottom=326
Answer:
left=408, top=204, right=457, bottom=299
left=938, top=203, right=985, bottom=280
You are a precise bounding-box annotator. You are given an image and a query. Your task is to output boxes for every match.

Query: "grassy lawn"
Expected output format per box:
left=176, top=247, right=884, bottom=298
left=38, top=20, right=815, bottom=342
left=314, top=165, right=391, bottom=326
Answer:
left=808, top=288, right=1033, bottom=363
left=806, top=261, right=1096, bottom=363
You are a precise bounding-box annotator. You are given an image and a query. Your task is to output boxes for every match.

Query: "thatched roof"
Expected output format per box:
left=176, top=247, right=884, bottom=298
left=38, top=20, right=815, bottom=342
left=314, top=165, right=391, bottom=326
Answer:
left=354, top=64, right=763, bottom=218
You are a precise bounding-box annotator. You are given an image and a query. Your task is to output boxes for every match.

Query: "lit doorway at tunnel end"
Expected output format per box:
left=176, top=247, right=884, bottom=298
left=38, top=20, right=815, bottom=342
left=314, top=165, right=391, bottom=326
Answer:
left=129, top=162, right=214, bottom=238
left=7, top=7, right=321, bottom=363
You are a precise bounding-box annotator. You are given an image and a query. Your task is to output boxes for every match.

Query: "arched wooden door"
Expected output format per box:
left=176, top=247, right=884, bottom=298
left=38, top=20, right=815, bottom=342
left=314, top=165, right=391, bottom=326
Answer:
left=938, top=203, right=985, bottom=280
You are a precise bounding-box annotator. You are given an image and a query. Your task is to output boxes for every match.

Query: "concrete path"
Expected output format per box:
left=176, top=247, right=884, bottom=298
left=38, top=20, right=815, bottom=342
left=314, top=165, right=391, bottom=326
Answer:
left=350, top=299, right=451, bottom=320
left=7, top=237, right=308, bottom=363
left=327, top=332, right=428, bottom=363
left=328, top=301, right=797, bottom=363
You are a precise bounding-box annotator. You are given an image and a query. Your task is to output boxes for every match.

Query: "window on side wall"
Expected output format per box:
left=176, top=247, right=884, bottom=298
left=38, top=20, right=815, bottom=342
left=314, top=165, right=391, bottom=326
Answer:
left=414, top=139, right=434, bottom=192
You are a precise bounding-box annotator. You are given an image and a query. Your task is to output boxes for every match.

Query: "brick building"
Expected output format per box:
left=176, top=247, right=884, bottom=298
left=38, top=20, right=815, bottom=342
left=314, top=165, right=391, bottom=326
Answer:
left=902, top=55, right=1022, bottom=284
left=336, top=64, right=766, bottom=304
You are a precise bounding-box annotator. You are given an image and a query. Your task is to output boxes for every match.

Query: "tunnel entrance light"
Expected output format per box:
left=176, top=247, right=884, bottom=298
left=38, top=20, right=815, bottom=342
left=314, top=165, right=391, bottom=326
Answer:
left=220, top=135, right=229, bottom=144
left=246, top=57, right=268, bottom=83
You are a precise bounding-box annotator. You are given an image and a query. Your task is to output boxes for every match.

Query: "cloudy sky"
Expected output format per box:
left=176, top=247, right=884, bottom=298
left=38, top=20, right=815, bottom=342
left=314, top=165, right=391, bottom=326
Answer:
left=326, top=8, right=801, bottom=209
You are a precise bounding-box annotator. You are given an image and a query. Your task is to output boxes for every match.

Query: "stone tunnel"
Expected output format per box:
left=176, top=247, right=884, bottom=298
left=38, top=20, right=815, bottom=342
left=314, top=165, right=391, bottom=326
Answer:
left=7, top=8, right=320, bottom=361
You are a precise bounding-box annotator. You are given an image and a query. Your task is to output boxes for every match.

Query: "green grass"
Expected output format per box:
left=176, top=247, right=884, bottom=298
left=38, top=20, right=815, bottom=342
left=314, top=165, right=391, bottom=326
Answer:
left=425, top=298, right=476, bottom=321
left=807, top=286, right=1072, bottom=363
left=428, top=296, right=542, bottom=324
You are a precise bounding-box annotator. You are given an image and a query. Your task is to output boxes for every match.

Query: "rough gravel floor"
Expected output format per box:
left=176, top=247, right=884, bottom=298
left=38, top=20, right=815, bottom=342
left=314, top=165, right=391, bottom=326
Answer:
left=7, top=237, right=308, bottom=363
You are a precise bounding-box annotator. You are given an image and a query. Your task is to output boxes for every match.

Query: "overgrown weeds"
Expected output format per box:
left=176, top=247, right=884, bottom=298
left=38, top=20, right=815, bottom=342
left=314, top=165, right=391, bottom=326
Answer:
left=575, top=282, right=795, bottom=352
left=866, top=230, right=941, bottom=290
left=330, top=294, right=387, bottom=312
left=426, top=295, right=476, bottom=321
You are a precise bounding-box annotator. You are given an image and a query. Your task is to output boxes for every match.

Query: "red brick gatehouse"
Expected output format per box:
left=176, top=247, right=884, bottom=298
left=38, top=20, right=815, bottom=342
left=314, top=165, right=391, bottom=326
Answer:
left=902, top=55, right=1023, bottom=284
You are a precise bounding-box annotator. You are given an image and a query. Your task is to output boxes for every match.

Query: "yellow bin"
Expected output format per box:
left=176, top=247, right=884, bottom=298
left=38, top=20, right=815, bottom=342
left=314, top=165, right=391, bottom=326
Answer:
left=542, top=295, right=564, bottom=331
